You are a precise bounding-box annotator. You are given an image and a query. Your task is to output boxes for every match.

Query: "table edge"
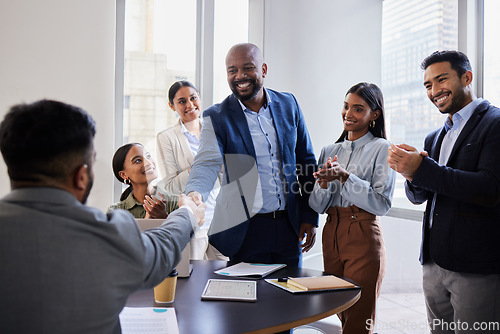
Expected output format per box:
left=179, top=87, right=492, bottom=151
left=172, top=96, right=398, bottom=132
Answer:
left=243, top=288, right=361, bottom=334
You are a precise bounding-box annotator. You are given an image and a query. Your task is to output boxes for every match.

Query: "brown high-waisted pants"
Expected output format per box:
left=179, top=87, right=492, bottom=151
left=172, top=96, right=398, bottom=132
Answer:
left=323, top=205, right=386, bottom=334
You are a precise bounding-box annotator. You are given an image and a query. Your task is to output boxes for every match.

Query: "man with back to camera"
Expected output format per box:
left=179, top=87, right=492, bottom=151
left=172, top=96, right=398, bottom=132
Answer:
left=185, top=43, right=318, bottom=266
left=0, top=99, right=205, bottom=333
left=388, top=51, right=500, bottom=333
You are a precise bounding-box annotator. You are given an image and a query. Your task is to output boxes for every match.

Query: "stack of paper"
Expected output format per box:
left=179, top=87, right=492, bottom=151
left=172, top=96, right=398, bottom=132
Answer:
left=214, top=262, right=286, bottom=278
left=119, top=307, right=179, bottom=334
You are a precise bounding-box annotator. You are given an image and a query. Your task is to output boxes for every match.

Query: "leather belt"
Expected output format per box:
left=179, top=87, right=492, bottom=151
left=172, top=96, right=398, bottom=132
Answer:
left=254, top=210, right=288, bottom=219
left=325, top=205, right=375, bottom=221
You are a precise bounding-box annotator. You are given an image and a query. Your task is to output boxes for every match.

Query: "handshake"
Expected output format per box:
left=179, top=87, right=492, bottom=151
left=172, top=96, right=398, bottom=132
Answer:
left=178, top=192, right=207, bottom=227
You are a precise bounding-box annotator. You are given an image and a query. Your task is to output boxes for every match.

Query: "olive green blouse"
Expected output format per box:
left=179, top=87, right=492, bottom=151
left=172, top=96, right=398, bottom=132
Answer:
left=107, top=190, right=146, bottom=218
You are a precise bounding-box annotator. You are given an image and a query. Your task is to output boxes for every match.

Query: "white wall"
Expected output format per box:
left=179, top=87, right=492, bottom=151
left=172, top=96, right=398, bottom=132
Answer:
left=0, top=0, right=116, bottom=211
left=248, top=0, right=382, bottom=270
left=252, top=0, right=382, bottom=157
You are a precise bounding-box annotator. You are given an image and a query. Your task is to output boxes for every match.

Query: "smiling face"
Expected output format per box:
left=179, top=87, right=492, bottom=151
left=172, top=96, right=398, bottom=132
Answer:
left=225, top=44, right=267, bottom=102
left=118, top=144, right=157, bottom=186
left=423, top=61, right=473, bottom=115
left=169, top=86, right=201, bottom=123
left=342, top=93, right=380, bottom=141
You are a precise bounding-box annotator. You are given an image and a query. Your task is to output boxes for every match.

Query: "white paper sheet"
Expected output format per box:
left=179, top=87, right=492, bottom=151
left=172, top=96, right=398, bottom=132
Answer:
left=214, top=262, right=286, bottom=278
left=119, top=307, right=179, bottom=334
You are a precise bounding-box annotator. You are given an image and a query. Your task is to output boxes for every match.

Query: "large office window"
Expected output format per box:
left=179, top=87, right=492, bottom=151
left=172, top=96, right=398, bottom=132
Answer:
left=382, top=0, right=458, bottom=211
left=213, top=0, right=249, bottom=104
left=123, top=0, right=197, bottom=153
left=484, top=0, right=500, bottom=106
left=122, top=0, right=248, bottom=156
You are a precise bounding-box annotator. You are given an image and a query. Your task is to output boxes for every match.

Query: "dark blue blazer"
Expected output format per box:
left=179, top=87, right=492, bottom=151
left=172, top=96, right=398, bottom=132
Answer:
left=405, top=100, right=500, bottom=274
left=186, top=89, right=318, bottom=257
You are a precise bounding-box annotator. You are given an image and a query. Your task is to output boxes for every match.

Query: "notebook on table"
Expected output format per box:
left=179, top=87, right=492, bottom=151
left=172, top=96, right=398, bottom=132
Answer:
left=266, top=275, right=358, bottom=293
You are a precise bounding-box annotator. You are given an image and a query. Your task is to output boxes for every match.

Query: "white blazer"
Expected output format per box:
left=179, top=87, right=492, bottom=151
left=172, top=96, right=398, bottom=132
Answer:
left=156, top=118, right=221, bottom=195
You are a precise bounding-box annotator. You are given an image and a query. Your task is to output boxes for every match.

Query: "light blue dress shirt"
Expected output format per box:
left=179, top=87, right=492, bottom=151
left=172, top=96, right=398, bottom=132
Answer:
left=237, top=89, right=286, bottom=213
left=438, top=98, right=480, bottom=165
left=309, top=132, right=396, bottom=216
left=428, top=98, right=482, bottom=227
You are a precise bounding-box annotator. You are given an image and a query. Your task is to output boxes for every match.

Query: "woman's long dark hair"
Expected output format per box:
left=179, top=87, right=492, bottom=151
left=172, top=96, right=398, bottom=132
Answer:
left=336, top=82, right=387, bottom=143
left=112, top=143, right=142, bottom=201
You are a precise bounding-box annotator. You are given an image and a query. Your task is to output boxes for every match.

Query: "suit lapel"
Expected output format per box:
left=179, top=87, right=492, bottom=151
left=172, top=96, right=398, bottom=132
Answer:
left=268, top=98, right=285, bottom=157
left=431, top=127, right=446, bottom=161
left=227, top=95, right=256, bottom=158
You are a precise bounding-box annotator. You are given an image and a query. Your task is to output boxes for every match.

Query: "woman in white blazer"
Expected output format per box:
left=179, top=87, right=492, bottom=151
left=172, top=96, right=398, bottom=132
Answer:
left=157, top=81, right=226, bottom=260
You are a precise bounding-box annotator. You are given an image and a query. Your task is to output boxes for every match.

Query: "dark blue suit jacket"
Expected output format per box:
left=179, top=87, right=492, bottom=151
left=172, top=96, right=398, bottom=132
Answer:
left=405, top=100, right=500, bottom=274
left=186, top=89, right=318, bottom=257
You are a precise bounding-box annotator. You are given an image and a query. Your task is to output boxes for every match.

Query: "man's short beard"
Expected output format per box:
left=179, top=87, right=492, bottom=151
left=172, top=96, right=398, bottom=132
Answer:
left=81, top=170, right=93, bottom=204
left=231, top=80, right=262, bottom=101
left=439, top=88, right=467, bottom=115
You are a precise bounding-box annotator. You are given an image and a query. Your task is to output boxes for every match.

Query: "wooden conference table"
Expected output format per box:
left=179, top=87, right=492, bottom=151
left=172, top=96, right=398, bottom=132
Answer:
left=126, top=260, right=361, bottom=334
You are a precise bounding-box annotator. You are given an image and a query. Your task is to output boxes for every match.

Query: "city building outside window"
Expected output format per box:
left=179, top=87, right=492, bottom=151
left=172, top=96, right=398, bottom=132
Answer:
left=382, top=0, right=458, bottom=211
left=123, top=0, right=248, bottom=155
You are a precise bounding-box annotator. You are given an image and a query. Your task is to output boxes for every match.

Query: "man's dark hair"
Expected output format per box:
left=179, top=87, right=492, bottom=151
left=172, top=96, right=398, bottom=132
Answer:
left=0, top=99, right=96, bottom=184
left=421, top=50, right=472, bottom=77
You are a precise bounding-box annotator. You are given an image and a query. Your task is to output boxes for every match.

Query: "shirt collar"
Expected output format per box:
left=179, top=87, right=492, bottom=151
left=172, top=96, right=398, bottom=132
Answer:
left=444, top=98, right=482, bottom=132
left=179, top=119, right=189, bottom=134
left=123, top=189, right=142, bottom=210
left=237, top=88, right=271, bottom=113
left=4, top=187, right=80, bottom=206
left=341, top=131, right=375, bottom=151
left=179, top=118, right=202, bottom=135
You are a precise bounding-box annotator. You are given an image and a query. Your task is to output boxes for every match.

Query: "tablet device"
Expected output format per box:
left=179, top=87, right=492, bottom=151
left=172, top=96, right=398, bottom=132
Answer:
left=201, top=279, right=257, bottom=302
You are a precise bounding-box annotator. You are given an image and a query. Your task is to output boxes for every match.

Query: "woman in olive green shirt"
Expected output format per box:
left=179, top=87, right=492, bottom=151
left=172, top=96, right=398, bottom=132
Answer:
left=107, top=143, right=177, bottom=218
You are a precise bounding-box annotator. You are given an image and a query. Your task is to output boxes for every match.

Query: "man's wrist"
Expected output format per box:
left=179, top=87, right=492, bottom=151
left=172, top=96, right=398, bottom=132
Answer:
left=180, top=205, right=199, bottom=234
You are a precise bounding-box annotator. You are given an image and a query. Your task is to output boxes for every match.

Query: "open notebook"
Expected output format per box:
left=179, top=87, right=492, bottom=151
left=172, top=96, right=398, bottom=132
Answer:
left=266, top=275, right=358, bottom=293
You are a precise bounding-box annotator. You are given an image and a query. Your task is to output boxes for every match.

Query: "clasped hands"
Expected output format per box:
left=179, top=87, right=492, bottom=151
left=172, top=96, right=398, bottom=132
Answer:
left=144, top=194, right=168, bottom=219
left=313, top=155, right=350, bottom=188
left=183, top=191, right=207, bottom=227
left=387, top=143, right=427, bottom=181
left=143, top=191, right=206, bottom=227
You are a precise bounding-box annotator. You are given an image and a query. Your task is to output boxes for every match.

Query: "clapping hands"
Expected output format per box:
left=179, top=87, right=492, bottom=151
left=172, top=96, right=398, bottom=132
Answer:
left=144, top=194, right=168, bottom=219
left=313, top=155, right=350, bottom=187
